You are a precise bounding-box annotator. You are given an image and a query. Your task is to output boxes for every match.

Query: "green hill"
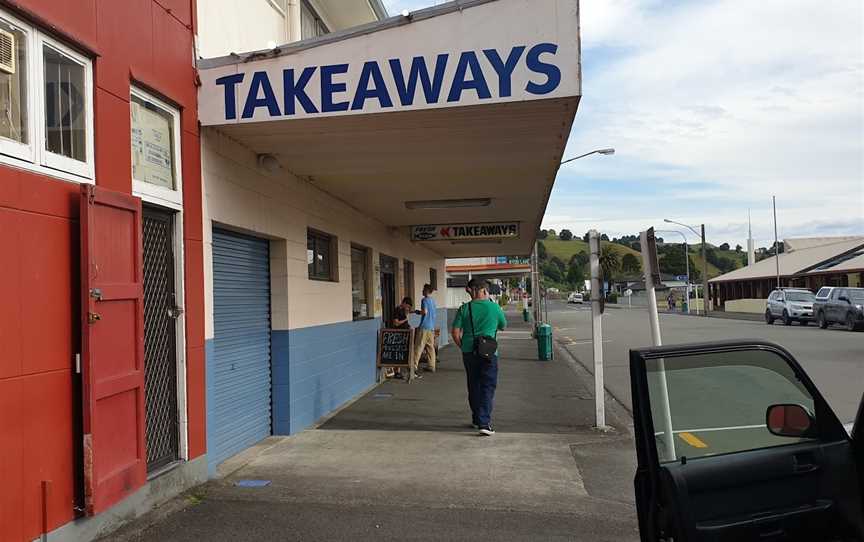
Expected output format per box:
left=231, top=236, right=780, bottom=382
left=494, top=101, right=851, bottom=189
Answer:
left=540, top=238, right=746, bottom=280
left=541, top=238, right=640, bottom=262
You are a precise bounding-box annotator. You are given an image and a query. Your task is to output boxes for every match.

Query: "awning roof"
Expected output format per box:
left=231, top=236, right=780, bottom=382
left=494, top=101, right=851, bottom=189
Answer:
left=709, top=237, right=864, bottom=283
left=196, top=0, right=581, bottom=257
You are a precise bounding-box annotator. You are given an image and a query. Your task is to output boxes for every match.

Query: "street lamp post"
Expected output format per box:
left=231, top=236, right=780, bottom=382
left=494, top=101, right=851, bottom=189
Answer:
left=656, top=229, right=689, bottom=313
left=559, top=148, right=615, bottom=167
left=664, top=219, right=709, bottom=315
left=532, top=147, right=616, bottom=327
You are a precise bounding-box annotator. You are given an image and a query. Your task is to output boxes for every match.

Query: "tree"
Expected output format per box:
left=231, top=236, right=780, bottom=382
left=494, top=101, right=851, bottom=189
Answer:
left=541, top=261, right=563, bottom=283
left=549, top=256, right=566, bottom=274
left=538, top=229, right=549, bottom=240
left=661, top=248, right=700, bottom=280
left=582, top=232, right=590, bottom=242
left=547, top=229, right=557, bottom=239
left=559, top=229, right=573, bottom=241
left=570, top=251, right=589, bottom=268
left=735, top=244, right=742, bottom=252
left=621, top=253, right=641, bottom=274
left=719, top=242, right=730, bottom=251
left=599, top=245, right=620, bottom=280
left=566, top=263, right=585, bottom=289
left=537, top=241, right=548, bottom=261
left=600, top=233, right=610, bottom=241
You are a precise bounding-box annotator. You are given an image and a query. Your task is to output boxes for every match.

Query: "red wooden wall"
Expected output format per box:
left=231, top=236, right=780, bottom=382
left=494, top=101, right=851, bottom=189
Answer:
left=0, top=1, right=202, bottom=540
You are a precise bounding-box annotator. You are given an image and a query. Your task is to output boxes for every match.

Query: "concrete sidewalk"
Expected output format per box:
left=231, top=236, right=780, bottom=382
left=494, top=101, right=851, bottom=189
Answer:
left=108, top=312, right=639, bottom=541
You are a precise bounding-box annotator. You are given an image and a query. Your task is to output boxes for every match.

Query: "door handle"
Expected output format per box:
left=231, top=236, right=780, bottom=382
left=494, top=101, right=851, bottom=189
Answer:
left=792, top=454, right=819, bottom=474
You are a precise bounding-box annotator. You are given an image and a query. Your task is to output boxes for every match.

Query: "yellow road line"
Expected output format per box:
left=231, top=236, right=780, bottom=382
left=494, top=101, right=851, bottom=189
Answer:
left=678, top=432, right=708, bottom=448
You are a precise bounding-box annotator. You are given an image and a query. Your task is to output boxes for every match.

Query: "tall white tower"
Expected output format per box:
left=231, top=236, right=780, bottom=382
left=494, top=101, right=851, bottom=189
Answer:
left=747, top=209, right=756, bottom=266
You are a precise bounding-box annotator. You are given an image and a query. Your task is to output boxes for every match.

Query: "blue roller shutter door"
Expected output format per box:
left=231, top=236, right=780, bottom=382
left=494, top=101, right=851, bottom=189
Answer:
left=209, top=229, right=272, bottom=471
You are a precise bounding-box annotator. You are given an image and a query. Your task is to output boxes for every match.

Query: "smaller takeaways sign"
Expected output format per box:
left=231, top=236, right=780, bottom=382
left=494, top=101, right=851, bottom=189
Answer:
left=411, top=222, right=520, bottom=242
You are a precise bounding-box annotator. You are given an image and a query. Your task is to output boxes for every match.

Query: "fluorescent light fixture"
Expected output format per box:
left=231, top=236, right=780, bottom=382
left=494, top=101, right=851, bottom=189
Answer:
left=405, top=198, right=491, bottom=210
left=450, top=240, right=503, bottom=245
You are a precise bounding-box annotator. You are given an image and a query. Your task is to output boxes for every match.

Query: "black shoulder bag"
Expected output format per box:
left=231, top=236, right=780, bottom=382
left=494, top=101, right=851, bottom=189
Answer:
left=467, top=302, right=498, bottom=361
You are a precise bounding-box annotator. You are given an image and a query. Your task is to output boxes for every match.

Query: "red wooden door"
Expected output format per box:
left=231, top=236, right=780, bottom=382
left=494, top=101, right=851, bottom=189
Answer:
left=80, top=185, right=147, bottom=515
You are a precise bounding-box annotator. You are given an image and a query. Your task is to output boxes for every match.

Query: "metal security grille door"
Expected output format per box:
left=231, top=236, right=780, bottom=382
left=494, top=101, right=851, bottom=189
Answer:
left=142, top=207, right=180, bottom=472
left=210, top=229, right=272, bottom=469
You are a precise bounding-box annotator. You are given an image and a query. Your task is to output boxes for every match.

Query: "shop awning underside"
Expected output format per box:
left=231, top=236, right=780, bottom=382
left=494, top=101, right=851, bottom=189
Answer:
left=213, top=97, right=578, bottom=257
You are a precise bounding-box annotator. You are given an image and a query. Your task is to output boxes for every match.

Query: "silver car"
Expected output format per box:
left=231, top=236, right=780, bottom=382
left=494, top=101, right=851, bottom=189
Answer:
left=765, top=288, right=815, bottom=326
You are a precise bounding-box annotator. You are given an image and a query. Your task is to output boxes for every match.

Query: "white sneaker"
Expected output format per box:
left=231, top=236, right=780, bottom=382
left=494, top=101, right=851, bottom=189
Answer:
left=478, top=426, right=495, bottom=436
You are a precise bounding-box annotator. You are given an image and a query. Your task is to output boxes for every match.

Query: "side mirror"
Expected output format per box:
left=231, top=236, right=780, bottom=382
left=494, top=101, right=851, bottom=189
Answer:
left=838, top=296, right=850, bottom=303
left=766, top=404, right=816, bottom=438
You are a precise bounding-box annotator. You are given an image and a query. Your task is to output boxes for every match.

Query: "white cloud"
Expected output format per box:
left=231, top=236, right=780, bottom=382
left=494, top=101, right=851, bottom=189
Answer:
left=551, top=0, right=864, bottom=246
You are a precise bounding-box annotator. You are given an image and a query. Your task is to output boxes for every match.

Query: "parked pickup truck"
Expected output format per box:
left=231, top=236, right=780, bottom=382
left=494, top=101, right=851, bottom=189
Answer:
left=813, top=286, right=864, bottom=331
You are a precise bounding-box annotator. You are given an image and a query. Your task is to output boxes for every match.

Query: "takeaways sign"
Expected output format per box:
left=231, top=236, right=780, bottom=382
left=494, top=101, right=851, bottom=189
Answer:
left=411, top=222, right=520, bottom=242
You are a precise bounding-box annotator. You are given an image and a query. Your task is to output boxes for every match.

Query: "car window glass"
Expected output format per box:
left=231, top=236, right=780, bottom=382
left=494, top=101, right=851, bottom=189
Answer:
left=816, top=288, right=830, bottom=298
left=645, top=348, right=816, bottom=463
left=849, top=290, right=864, bottom=302
left=786, top=292, right=814, bottom=302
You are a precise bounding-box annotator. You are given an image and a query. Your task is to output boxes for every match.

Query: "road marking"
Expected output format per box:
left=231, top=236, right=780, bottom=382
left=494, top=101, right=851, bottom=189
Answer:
left=655, top=423, right=765, bottom=436
left=565, top=339, right=613, bottom=345
left=678, top=432, right=708, bottom=448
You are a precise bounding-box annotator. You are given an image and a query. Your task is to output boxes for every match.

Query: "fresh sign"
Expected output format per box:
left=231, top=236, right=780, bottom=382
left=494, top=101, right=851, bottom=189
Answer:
left=411, top=222, right=520, bottom=242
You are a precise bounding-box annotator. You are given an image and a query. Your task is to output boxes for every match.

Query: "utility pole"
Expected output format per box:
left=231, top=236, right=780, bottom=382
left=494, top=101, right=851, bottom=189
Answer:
left=701, top=224, right=709, bottom=314
left=588, top=230, right=607, bottom=430
left=773, top=196, right=780, bottom=288
left=532, top=241, right=541, bottom=327
left=640, top=228, right=675, bottom=460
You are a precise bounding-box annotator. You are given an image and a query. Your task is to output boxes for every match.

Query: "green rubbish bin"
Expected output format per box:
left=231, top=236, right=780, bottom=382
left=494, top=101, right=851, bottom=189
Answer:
left=522, top=308, right=530, bottom=322
left=537, top=323, right=553, bottom=361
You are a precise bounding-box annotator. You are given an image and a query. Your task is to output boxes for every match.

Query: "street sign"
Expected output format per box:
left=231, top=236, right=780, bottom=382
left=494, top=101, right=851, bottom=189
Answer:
left=674, top=275, right=689, bottom=282
left=643, top=227, right=662, bottom=285
left=411, top=222, right=520, bottom=242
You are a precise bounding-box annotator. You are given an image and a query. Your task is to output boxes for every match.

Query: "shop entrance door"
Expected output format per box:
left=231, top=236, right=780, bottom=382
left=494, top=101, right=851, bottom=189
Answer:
left=142, top=206, right=180, bottom=472
left=380, top=254, right=397, bottom=326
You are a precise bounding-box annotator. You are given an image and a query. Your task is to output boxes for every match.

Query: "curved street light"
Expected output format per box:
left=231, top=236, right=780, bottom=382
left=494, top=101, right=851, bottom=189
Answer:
left=664, top=218, right=709, bottom=314
left=656, top=229, right=691, bottom=314
left=560, top=148, right=615, bottom=166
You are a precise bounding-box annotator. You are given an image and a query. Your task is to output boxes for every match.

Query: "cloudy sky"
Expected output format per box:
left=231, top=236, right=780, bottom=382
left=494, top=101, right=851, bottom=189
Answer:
left=384, top=0, right=863, bottom=247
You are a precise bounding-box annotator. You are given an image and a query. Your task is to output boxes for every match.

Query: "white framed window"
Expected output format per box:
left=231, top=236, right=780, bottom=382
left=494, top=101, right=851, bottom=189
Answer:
left=0, top=10, right=35, bottom=163
left=130, top=87, right=183, bottom=209
left=0, top=7, right=94, bottom=183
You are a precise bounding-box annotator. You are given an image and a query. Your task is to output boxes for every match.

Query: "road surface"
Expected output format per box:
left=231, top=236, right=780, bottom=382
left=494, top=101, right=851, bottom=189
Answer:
left=549, top=300, right=863, bottom=427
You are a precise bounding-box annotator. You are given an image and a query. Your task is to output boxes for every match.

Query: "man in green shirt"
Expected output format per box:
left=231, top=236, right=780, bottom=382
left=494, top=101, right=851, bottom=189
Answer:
left=451, top=278, right=507, bottom=436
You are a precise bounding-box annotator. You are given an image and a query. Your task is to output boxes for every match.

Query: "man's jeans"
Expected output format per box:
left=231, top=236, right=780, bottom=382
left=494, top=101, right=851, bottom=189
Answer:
left=462, top=352, right=498, bottom=428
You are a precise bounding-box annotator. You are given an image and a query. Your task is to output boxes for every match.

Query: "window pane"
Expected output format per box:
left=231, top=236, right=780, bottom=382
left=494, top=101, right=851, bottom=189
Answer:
left=43, top=45, right=85, bottom=162
left=646, top=349, right=815, bottom=463
left=307, top=234, right=316, bottom=277
left=307, top=231, right=332, bottom=280
left=0, top=19, right=28, bottom=144
left=351, top=247, right=368, bottom=319
left=131, top=95, right=176, bottom=190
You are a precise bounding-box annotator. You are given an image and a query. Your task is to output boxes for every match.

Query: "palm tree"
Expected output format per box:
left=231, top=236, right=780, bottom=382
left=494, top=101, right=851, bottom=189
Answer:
left=599, top=245, right=620, bottom=280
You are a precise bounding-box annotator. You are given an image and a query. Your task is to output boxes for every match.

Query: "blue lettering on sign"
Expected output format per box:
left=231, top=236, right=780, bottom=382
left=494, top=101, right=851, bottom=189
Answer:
left=215, top=73, right=245, bottom=120
left=483, top=46, right=525, bottom=97
left=447, top=51, right=491, bottom=103
left=225, top=43, right=563, bottom=120
left=525, top=43, right=561, bottom=95
left=388, top=54, right=448, bottom=106
left=283, top=67, right=318, bottom=114
left=321, top=63, right=350, bottom=113
left=351, top=61, right=393, bottom=110
left=242, top=71, right=281, bottom=118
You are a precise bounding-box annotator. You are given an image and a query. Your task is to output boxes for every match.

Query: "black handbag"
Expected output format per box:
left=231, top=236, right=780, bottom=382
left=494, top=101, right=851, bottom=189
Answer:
left=468, top=302, right=498, bottom=361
